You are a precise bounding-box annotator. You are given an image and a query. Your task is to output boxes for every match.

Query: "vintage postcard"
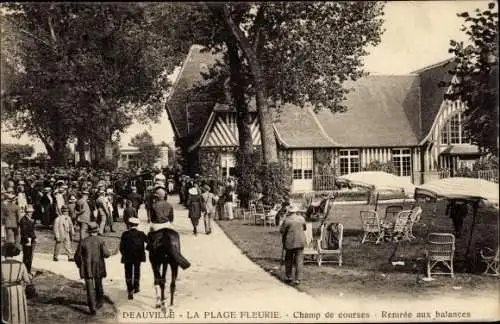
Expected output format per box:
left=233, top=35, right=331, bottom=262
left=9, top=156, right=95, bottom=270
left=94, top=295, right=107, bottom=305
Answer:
left=1, top=1, right=498, bottom=323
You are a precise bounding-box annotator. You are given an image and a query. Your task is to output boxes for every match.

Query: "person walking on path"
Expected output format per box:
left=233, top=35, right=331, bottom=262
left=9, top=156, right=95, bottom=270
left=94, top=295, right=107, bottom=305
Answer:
left=19, top=204, right=37, bottom=273
left=76, top=189, right=92, bottom=241
left=1, top=242, right=32, bottom=324
left=127, top=186, right=143, bottom=214
left=201, top=185, right=217, bottom=235
left=74, top=222, right=111, bottom=316
left=53, top=205, right=75, bottom=262
left=280, top=206, right=307, bottom=286
left=96, top=189, right=114, bottom=234
left=223, top=185, right=235, bottom=220
left=144, top=186, right=154, bottom=223
left=2, top=192, right=21, bottom=244
left=119, top=217, right=147, bottom=300
left=187, top=186, right=202, bottom=235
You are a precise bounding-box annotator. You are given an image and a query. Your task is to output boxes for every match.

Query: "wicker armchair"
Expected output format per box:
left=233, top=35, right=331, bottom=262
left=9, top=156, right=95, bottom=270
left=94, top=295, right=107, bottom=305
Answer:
left=360, top=210, right=385, bottom=244
left=426, top=233, right=455, bottom=278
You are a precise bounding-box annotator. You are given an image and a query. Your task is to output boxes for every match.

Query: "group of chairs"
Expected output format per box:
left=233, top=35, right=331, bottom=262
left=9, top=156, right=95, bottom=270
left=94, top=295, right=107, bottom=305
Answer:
left=359, top=204, right=499, bottom=278
left=360, top=205, right=423, bottom=244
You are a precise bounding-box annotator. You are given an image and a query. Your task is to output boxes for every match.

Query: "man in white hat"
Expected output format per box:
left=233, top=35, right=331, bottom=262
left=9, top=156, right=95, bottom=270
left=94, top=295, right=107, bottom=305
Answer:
left=119, top=217, right=147, bottom=300
left=76, top=189, right=92, bottom=240
left=279, top=205, right=307, bottom=285
left=96, top=189, right=113, bottom=235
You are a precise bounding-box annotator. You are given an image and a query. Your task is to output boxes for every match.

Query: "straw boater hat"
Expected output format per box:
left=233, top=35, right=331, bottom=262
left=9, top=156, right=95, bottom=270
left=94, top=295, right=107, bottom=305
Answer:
left=154, top=188, right=166, bottom=199
left=188, top=187, right=199, bottom=195
left=26, top=204, right=35, bottom=212
left=203, top=184, right=211, bottom=192
left=128, top=217, right=140, bottom=225
left=43, top=187, right=52, bottom=192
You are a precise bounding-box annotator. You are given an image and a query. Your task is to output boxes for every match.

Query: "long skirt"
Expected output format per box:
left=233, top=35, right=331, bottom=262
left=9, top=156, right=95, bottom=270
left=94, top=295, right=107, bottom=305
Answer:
left=2, top=284, right=28, bottom=324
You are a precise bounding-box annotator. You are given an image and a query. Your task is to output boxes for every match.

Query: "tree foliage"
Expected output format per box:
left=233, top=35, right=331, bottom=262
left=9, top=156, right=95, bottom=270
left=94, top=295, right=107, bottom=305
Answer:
left=0, top=143, right=34, bottom=166
left=446, top=2, right=498, bottom=155
left=130, top=131, right=161, bottom=168
left=160, top=2, right=385, bottom=163
left=1, top=3, right=184, bottom=165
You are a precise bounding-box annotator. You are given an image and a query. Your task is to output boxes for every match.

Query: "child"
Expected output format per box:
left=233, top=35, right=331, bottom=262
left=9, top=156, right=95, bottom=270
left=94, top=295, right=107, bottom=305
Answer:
left=19, top=204, right=37, bottom=273
left=53, top=205, right=75, bottom=261
left=119, top=217, right=147, bottom=300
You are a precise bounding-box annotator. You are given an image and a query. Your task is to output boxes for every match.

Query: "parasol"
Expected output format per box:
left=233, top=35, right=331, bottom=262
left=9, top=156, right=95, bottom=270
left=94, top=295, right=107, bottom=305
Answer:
left=415, top=177, right=499, bottom=257
left=338, top=171, right=416, bottom=209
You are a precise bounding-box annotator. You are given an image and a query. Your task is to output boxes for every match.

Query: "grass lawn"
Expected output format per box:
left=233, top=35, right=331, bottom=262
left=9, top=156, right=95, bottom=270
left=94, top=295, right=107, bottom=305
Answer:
left=28, top=269, right=115, bottom=324
left=32, top=218, right=127, bottom=255
left=217, top=201, right=499, bottom=300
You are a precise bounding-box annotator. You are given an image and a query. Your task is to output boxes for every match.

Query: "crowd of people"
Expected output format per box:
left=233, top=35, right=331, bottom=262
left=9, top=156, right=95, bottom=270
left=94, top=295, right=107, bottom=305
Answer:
left=0, top=165, right=250, bottom=321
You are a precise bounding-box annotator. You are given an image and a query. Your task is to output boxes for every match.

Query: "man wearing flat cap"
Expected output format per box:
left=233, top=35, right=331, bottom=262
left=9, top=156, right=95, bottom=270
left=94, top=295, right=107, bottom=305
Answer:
left=74, top=222, right=111, bottom=315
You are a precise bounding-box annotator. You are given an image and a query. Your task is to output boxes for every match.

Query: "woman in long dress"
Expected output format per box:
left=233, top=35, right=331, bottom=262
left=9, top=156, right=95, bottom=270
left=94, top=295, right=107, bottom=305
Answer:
left=2, top=242, right=31, bottom=324
left=187, top=186, right=202, bottom=235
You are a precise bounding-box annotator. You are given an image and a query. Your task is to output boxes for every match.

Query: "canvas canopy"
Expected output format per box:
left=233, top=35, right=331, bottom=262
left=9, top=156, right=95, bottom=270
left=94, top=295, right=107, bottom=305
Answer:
left=415, top=177, right=499, bottom=204
left=338, top=171, right=416, bottom=197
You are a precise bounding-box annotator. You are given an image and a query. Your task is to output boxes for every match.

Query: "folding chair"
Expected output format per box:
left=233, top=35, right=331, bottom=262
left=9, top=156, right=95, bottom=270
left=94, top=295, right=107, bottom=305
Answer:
left=317, top=223, right=343, bottom=266
left=480, top=247, right=499, bottom=276
left=426, top=233, right=455, bottom=278
left=360, top=210, right=385, bottom=244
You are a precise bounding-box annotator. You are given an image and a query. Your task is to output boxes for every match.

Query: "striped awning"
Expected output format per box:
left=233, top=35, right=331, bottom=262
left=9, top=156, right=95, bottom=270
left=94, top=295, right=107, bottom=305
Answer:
left=415, top=177, right=499, bottom=203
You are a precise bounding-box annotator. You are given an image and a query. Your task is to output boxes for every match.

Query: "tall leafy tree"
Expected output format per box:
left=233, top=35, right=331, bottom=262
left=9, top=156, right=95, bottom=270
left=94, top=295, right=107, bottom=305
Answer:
left=130, top=131, right=161, bottom=168
left=1, top=3, right=184, bottom=165
left=446, top=2, right=498, bottom=156
left=160, top=2, right=385, bottom=163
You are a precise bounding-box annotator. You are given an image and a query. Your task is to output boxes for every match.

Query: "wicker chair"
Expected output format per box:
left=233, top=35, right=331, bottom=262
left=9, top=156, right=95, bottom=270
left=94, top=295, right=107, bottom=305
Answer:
left=480, top=247, right=499, bottom=276
left=243, top=200, right=256, bottom=224
left=384, top=205, right=403, bottom=224
left=360, top=210, right=385, bottom=244
left=317, top=223, right=343, bottom=266
left=426, top=233, right=456, bottom=278
left=303, top=222, right=318, bottom=263
left=391, top=210, right=412, bottom=242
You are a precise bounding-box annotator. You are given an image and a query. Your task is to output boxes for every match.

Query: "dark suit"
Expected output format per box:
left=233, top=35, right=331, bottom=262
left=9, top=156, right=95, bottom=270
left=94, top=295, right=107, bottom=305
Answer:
left=74, top=235, right=111, bottom=313
left=40, top=193, right=55, bottom=227
left=127, top=192, right=143, bottom=212
left=150, top=200, right=174, bottom=224
left=120, top=228, right=147, bottom=293
left=123, top=207, right=137, bottom=228
left=280, top=214, right=307, bottom=281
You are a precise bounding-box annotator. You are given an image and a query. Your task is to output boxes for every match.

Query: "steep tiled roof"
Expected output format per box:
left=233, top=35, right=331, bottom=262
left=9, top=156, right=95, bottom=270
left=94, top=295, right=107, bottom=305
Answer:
left=412, top=58, right=455, bottom=141
left=315, top=75, right=422, bottom=147
left=166, top=45, right=222, bottom=139
left=274, top=104, right=337, bottom=148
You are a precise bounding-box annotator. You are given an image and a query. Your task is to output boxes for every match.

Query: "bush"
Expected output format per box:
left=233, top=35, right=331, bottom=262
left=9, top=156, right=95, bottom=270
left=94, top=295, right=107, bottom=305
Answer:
left=362, top=160, right=396, bottom=174
left=258, top=162, right=290, bottom=205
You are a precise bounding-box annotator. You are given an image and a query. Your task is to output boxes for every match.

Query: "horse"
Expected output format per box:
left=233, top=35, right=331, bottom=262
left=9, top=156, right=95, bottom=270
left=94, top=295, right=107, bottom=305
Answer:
left=147, top=228, right=190, bottom=309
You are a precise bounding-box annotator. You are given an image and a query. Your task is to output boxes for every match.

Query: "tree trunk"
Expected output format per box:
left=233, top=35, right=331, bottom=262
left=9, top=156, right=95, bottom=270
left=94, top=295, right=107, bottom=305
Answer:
left=227, top=35, right=253, bottom=155
left=77, top=136, right=87, bottom=163
left=52, top=138, right=67, bottom=166
left=223, top=5, right=278, bottom=164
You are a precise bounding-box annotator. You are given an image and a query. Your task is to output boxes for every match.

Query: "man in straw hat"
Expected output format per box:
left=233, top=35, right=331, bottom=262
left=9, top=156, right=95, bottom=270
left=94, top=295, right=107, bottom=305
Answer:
left=53, top=205, right=75, bottom=262
left=1, top=191, right=21, bottom=244
left=119, top=217, right=147, bottom=300
left=279, top=205, right=307, bottom=286
left=74, top=221, right=111, bottom=315
left=201, top=184, right=218, bottom=235
left=19, top=204, right=37, bottom=273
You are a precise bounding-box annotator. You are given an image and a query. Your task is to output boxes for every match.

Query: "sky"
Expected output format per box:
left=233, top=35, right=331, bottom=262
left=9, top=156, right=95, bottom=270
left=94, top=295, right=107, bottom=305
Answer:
left=1, top=0, right=491, bottom=154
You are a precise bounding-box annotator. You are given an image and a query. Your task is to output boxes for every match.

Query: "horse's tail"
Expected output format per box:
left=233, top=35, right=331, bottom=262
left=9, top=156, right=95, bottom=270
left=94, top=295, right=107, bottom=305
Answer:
left=164, top=229, right=191, bottom=270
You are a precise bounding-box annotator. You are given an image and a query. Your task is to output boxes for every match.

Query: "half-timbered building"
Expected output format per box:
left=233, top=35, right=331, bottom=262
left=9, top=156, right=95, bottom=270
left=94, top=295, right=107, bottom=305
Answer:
left=166, top=45, right=483, bottom=193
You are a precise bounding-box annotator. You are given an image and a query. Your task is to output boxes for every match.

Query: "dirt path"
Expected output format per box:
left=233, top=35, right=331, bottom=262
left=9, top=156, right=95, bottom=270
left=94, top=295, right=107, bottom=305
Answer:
left=31, top=196, right=327, bottom=323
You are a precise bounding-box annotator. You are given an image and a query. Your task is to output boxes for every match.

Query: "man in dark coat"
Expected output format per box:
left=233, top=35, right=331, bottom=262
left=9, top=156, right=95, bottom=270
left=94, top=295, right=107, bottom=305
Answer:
left=280, top=206, right=307, bottom=285
left=127, top=186, right=143, bottom=213
left=119, top=217, right=147, bottom=300
left=40, top=187, right=55, bottom=227
left=74, top=222, right=111, bottom=315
